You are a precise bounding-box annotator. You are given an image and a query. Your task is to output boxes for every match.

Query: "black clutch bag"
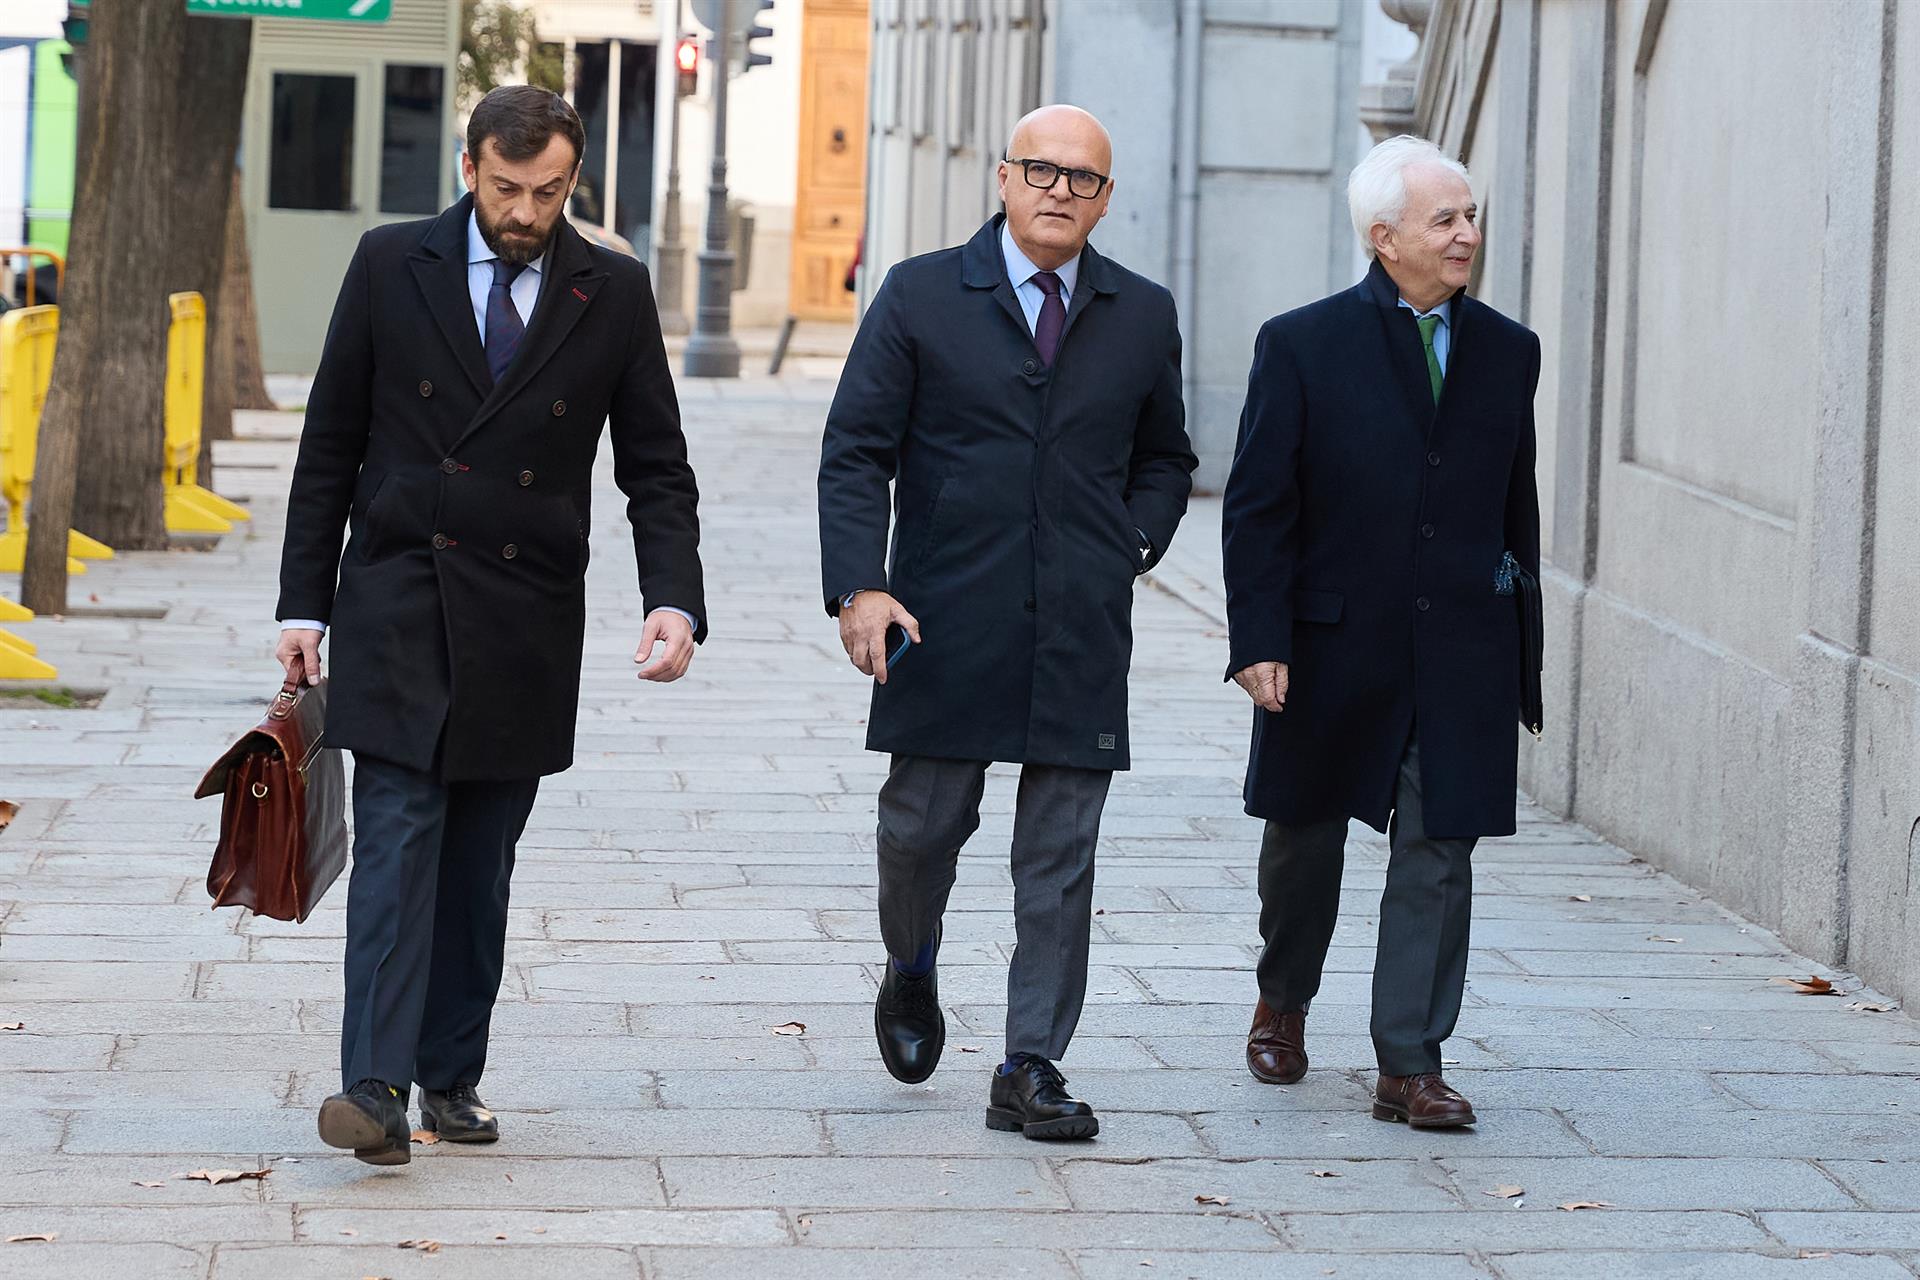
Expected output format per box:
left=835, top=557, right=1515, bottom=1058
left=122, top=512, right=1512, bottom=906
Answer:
left=1497, top=553, right=1544, bottom=739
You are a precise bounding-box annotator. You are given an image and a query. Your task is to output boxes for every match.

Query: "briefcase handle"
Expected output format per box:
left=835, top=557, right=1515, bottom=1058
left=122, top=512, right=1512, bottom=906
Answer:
left=267, top=680, right=301, bottom=722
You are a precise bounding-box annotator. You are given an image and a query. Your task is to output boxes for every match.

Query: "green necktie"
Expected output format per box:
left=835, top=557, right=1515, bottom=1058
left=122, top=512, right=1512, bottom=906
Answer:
left=1416, top=313, right=1443, bottom=404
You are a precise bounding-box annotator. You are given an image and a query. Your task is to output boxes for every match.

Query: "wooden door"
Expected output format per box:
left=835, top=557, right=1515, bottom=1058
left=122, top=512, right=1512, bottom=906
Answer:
left=790, top=0, right=869, bottom=321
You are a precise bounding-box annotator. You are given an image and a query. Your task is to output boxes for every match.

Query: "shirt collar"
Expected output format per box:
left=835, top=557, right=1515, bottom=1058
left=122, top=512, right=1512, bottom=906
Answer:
left=1397, top=294, right=1451, bottom=326
left=467, top=210, right=546, bottom=276
left=1000, top=221, right=1080, bottom=299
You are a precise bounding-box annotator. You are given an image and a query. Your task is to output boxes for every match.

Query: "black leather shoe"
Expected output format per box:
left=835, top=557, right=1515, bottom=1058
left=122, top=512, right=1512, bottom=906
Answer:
left=318, top=1078, right=410, bottom=1166
left=419, top=1083, right=500, bottom=1143
left=874, top=959, right=945, bottom=1084
left=986, top=1056, right=1099, bottom=1140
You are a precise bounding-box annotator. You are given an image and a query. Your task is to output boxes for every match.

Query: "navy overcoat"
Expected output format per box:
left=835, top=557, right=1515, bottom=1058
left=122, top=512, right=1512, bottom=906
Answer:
left=1221, top=259, right=1541, bottom=838
left=277, top=196, right=706, bottom=780
left=819, top=215, right=1197, bottom=770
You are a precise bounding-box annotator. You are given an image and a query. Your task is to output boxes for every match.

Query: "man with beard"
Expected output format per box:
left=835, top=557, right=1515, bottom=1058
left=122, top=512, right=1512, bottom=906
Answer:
left=276, top=86, right=705, bottom=1165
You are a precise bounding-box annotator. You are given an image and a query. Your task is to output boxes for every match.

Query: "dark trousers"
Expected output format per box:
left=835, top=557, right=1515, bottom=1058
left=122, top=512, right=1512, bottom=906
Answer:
left=1255, top=738, right=1477, bottom=1076
left=875, top=755, right=1113, bottom=1060
left=340, top=753, right=539, bottom=1092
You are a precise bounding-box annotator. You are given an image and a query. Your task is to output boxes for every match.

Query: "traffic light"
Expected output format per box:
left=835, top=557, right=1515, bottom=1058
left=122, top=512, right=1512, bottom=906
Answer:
left=675, top=35, right=699, bottom=98
left=741, top=0, right=774, bottom=75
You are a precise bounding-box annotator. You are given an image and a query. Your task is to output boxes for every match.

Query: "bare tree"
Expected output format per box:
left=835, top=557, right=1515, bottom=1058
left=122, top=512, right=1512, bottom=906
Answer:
left=218, top=165, right=277, bottom=415
left=23, top=0, right=183, bottom=611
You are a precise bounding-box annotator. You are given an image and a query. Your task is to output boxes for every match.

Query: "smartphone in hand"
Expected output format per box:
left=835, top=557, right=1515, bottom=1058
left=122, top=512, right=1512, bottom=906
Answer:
left=884, top=623, right=914, bottom=669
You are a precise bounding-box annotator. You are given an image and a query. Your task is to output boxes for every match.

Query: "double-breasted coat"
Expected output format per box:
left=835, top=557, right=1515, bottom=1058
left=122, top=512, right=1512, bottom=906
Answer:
left=277, top=196, right=706, bottom=781
left=818, top=215, right=1197, bottom=771
left=1221, top=259, right=1541, bottom=838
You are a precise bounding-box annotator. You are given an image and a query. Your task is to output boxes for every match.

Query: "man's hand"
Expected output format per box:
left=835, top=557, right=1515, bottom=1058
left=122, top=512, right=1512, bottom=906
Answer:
left=838, top=590, right=920, bottom=685
left=634, top=609, right=696, bottom=683
left=1233, top=661, right=1289, bottom=713
left=276, top=628, right=325, bottom=687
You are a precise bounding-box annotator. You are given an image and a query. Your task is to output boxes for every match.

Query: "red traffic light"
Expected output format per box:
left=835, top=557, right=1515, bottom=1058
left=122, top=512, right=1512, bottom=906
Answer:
left=675, top=36, right=699, bottom=73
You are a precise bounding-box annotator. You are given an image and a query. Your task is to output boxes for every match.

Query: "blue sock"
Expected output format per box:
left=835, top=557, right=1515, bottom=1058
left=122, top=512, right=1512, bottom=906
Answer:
left=999, top=1053, right=1034, bottom=1075
left=891, top=936, right=937, bottom=978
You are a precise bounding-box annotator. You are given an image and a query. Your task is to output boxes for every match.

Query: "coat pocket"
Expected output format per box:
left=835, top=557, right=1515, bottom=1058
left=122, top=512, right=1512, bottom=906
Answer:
left=1290, top=588, right=1344, bottom=624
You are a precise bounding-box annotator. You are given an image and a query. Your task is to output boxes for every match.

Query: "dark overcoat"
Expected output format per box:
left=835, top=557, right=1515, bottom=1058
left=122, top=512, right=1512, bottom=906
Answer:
left=277, top=195, right=706, bottom=781
left=818, top=215, right=1197, bottom=771
left=1221, top=259, right=1541, bottom=838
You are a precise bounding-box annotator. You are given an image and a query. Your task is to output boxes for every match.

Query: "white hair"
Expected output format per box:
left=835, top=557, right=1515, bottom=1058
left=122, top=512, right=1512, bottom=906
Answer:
left=1347, top=135, right=1473, bottom=260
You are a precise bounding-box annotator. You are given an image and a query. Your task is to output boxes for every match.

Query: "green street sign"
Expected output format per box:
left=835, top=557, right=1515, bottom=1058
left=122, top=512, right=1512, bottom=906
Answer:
left=185, top=0, right=392, bottom=21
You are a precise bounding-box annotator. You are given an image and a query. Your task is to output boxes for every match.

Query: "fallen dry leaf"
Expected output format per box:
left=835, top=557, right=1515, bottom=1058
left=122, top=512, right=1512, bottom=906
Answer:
left=339, top=1229, right=358, bottom=1237
left=958, top=1045, right=982, bottom=1054
left=493, top=1233, right=508, bottom=1241
left=1848, top=1000, right=1898, bottom=1014
left=132, top=1181, right=164, bottom=1189
left=1557, top=1200, right=1614, bottom=1211
left=5, top=1233, right=56, bottom=1244
left=396, top=1239, right=442, bottom=1254
left=409, top=1129, right=440, bottom=1145
left=769, top=1022, right=807, bottom=1036
left=1306, top=1170, right=1342, bottom=1179
left=177, top=1168, right=271, bottom=1186
left=0, top=800, right=17, bottom=831
left=1484, top=1185, right=1525, bottom=1199
left=1771, top=975, right=1842, bottom=996
left=1194, top=1193, right=1231, bottom=1204
left=1568, top=894, right=1592, bottom=903
left=0, top=1023, right=23, bottom=1032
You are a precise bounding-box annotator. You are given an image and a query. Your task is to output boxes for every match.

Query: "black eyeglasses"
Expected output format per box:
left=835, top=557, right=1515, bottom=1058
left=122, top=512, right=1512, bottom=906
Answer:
left=1007, top=157, right=1109, bottom=200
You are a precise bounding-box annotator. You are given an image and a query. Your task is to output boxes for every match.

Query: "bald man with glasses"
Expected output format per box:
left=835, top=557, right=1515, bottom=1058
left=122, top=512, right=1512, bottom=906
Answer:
left=819, top=104, right=1196, bottom=1139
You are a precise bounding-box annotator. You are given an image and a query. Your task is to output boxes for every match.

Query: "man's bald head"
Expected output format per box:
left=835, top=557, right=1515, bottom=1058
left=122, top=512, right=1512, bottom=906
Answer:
left=998, top=104, right=1116, bottom=270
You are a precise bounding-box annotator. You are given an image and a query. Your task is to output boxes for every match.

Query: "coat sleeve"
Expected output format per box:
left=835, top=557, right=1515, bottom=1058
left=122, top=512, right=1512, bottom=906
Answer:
left=609, top=266, right=708, bottom=640
left=1505, top=331, right=1543, bottom=579
left=1221, top=317, right=1306, bottom=678
left=817, top=271, right=916, bottom=615
left=276, top=235, right=374, bottom=624
left=1123, top=293, right=1197, bottom=570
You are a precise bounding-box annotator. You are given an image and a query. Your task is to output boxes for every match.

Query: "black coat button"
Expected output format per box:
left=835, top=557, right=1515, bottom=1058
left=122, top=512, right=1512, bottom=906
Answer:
left=1022, top=359, right=1037, bottom=375
left=552, top=399, right=567, bottom=417
left=1023, top=597, right=1037, bottom=612
left=1416, top=596, right=1431, bottom=612
left=419, top=380, right=433, bottom=397
left=440, top=458, right=458, bottom=475
left=502, top=544, right=519, bottom=560
left=431, top=533, right=449, bottom=550
left=1427, top=451, right=1441, bottom=467
left=1421, top=523, right=1435, bottom=538
left=518, top=470, right=535, bottom=487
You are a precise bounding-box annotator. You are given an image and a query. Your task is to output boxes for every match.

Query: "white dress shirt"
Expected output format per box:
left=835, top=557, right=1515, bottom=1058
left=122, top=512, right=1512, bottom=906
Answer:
left=1000, top=222, right=1081, bottom=334
left=1397, top=294, right=1453, bottom=374
left=282, top=213, right=698, bottom=638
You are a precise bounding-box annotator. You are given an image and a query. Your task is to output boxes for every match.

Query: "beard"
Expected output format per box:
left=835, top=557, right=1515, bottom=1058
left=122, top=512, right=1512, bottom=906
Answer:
left=475, top=202, right=557, bottom=266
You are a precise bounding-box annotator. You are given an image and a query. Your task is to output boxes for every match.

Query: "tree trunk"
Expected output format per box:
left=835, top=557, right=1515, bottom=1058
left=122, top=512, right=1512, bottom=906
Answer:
left=218, top=164, right=277, bottom=415
left=176, top=20, right=253, bottom=480
left=23, top=0, right=184, bottom=611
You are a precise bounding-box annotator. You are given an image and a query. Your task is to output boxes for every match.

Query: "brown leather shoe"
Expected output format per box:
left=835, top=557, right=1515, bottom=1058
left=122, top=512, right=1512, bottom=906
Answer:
left=1246, top=999, right=1308, bottom=1085
left=1373, top=1073, right=1477, bottom=1128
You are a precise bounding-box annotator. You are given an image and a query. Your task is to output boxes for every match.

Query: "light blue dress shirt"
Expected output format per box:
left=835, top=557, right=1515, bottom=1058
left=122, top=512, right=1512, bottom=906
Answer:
left=1397, top=295, right=1452, bottom=375
left=282, top=214, right=698, bottom=639
left=1000, top=222, right=1080, bottom=334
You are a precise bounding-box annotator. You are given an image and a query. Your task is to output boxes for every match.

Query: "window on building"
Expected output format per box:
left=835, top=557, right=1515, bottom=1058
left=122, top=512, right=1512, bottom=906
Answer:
left=269, top=73, right=355, bottom=212
left=380, top=64, right=444, bottom=215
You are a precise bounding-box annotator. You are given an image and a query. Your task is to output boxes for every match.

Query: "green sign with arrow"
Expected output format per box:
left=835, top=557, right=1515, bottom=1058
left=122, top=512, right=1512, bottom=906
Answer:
left=186, top=0, right=392, bottom=21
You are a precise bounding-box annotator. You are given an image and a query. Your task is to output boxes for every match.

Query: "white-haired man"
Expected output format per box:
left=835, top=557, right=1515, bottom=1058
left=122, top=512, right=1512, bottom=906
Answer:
left=1220, top=135, right=1540, bottom=1127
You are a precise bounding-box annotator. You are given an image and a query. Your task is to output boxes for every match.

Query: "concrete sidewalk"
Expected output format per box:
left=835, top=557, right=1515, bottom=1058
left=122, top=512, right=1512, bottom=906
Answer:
left=0, top=375, right=1916, bottom=1280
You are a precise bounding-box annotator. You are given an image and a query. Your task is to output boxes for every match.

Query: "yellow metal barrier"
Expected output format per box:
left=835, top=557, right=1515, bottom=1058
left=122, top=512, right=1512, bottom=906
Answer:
left=163, top=291, right=249, bottom=533
left=0, top=305, right=111, bottom=576
left=0, top=625, right=56, bottom=678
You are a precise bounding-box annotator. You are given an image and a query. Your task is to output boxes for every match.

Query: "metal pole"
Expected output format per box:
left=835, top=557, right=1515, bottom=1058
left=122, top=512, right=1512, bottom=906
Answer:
left=683, top=0, right=741, bottom=378
left=655, top=7, right=690, bottom=334
left=605, top=39, right=622, bottom=239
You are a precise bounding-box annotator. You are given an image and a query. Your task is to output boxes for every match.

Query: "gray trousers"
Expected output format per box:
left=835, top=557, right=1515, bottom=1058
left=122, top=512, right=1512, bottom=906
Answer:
left=876, top=755, right=1113, bottom=1060
left=341, top=753, right=539, bottom=1092
left=1255, top=738, right=1477, bottom=1076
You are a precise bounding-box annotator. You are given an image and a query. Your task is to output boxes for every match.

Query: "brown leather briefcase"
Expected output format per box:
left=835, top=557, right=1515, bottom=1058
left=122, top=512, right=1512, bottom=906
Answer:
left=195, top=679, right=348, bottom=923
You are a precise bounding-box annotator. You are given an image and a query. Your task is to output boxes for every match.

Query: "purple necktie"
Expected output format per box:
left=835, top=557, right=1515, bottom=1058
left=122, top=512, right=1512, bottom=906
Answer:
left=1031, top=270, right=1065, bottom=368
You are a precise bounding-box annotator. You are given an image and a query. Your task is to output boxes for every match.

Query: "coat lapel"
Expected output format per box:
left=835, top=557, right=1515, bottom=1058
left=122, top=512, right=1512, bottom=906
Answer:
left=1056, top=240, right=1117, bottom=352
left=408, top=197, right=493, bottom=398
left=1363, top=258, right=1447, bottom=437
left=960, top=215, right=1032, bottom=341
left=455, top=217, right=610, bottom=449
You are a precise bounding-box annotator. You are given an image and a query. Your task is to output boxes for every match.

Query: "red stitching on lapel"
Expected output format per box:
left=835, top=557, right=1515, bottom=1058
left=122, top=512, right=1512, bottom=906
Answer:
left=572, top=287, right=590, bottom=302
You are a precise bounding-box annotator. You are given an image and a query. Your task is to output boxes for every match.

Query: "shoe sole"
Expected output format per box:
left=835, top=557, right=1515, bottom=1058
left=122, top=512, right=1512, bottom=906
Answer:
left=1371, top=1101, right=1477, bottom=1129
left=419, top=1111, right=499, bottom=1144
left=1248, top=1057, right=1307, bottom=1086
left=874, top=1004, right=945, bottom=1085
left=318, top=1096, right=411, bottom=1165
left=985, top=1105, right=1100, bottom=1140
